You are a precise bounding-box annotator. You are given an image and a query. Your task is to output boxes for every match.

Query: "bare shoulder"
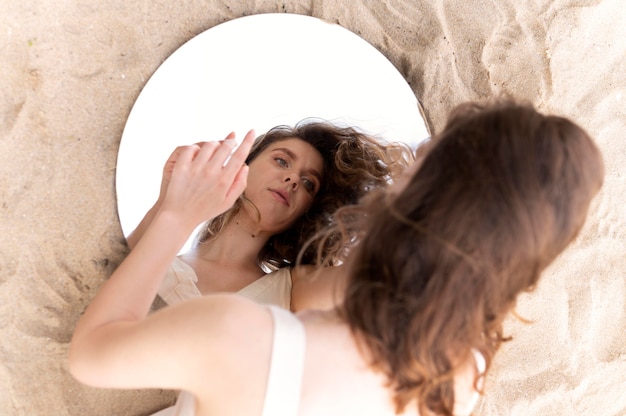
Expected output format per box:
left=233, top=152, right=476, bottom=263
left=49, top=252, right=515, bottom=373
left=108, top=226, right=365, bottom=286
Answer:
left=163, top=294, right=274, bottom=348
left=162, top=294, right=275, bottom=411
left=290, top=264, right=317, bottom=282
left=291, top=265, right=347, bottom=312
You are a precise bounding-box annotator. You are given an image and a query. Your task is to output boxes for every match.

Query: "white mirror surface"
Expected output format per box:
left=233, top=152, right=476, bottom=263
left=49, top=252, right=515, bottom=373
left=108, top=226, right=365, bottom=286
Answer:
left=116, top=13, right=430, bottom=253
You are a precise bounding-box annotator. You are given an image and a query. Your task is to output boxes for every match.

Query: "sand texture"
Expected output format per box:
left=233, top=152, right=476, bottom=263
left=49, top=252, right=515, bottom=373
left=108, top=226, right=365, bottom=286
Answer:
left=1, top=1, right=625, bottom=415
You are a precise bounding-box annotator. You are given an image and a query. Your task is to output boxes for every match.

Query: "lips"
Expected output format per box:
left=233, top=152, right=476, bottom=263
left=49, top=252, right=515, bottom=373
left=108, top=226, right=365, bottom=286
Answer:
left=269, top=188, right=290, bottom=206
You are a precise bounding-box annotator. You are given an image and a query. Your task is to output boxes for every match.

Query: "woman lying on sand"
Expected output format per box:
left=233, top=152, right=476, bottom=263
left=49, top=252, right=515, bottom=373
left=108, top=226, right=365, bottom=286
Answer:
left=70, top=100, right=603, bottom=416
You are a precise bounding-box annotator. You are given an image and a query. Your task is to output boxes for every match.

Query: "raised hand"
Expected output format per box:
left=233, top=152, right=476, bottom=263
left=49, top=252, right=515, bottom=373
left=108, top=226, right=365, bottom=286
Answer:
left=159, top=130, right=255, bottom=230
left=126, top=131, right=250, bottom=250
left=157, top=132, right=237, bottom=203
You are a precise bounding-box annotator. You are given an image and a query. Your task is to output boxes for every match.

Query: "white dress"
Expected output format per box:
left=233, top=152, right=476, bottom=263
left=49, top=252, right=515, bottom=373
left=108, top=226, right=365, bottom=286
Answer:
left=158, top=257, right=292, bottom=309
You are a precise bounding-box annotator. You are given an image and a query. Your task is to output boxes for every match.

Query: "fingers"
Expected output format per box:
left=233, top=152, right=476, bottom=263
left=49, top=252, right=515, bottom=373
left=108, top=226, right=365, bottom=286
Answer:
left=221, top=129, right=255, bottom=175
left=193, top=129, right=255, bottom=171
left=170, top=130, right=255, bottom=181
left=190, top=131, right=236, bottom=162
left=158, top=130, right=255, bottom=224
left=193, top=140, right=223, bottom=166
left=166, top=129, right=238, bottom=169
left=162, top=145, right=186, bottom=175
left=173, top=143, right=203, bottom=167
left=225, top=164, right=249, bottom=202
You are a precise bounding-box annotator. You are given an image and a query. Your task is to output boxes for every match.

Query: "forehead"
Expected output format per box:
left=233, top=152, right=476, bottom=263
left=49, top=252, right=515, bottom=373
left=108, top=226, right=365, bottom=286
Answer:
left=266, top=137, right=316, bottom=151
left=266, top=138, right=324, bottom=165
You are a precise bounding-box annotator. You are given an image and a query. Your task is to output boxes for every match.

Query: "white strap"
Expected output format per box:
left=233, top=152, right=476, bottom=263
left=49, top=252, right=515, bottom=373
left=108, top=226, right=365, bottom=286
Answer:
left=261, top=306, right=306, bottom=416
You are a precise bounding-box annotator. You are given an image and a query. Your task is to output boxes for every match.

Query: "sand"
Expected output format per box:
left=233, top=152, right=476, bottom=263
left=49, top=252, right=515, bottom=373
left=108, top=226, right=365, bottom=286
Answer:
left=1, top=1, right=625, bottom=415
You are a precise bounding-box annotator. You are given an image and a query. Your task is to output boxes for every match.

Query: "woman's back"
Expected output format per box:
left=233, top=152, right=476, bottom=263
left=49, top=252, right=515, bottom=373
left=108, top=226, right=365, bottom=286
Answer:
left=299, top=311, right=421, bottom=416
left=302, top=312, right=480, bottom=416
left=185, top=300, right=478, bottom=416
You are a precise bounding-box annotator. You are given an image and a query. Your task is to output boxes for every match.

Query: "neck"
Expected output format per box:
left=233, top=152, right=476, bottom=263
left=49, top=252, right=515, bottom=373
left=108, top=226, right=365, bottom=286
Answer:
left=189, top=210, right=272, bottom=267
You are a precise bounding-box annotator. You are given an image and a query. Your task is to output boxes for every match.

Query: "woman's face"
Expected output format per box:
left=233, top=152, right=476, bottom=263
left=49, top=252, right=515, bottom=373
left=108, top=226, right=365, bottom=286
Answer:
left=244, top=137, right=324, bottom=234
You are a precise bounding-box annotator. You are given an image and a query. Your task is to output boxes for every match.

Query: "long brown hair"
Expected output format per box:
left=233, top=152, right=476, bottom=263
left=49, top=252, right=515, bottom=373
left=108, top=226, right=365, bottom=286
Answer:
left=339, top=101, right=604, bottom=415
left=196, top=120, right=413, bottom=269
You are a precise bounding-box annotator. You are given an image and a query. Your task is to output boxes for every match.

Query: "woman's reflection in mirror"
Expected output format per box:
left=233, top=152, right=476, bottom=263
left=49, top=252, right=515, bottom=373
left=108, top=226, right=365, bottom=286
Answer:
left=126, top=120, right=413, bottom=310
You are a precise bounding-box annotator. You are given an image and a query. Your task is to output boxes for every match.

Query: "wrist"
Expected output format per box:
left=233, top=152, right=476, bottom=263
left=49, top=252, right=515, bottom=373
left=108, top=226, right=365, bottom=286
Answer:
left=151, top=207, right=198, bottom=245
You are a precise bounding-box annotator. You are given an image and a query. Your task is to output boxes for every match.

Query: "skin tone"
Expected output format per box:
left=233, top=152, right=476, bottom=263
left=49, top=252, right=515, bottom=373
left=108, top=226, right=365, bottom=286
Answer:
left=128, top=134, right=324, bottom=296
left=182, top=137, right=323, bottom=295
left=291, top=263, right=347, bottom=311
left=70, top=140, right=479, bottom=416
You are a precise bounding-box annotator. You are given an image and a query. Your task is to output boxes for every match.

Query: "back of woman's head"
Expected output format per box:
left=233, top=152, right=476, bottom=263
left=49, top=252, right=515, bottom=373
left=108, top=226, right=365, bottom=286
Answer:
left=341, top=100, right=604, bottom=415
left=197, top=120, right=413, bottom=269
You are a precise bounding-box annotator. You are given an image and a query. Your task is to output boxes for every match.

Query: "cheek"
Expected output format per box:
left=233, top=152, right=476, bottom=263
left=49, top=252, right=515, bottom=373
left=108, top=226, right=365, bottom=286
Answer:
left=295, top=194, right=316, bottom=215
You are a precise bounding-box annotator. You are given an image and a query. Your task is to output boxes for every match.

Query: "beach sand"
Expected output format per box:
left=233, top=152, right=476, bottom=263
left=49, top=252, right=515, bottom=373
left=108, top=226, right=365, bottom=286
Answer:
left=1, top=1, right=625, bottom=415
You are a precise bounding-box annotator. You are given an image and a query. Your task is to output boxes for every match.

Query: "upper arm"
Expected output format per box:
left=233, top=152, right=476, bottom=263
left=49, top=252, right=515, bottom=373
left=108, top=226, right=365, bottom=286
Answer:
left=69, top=294, right=273, bottom=394
left=290, top=265, right=347, bottom=312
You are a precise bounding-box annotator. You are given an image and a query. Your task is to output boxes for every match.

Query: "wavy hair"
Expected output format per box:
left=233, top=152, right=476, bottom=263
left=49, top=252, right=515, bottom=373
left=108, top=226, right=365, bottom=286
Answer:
left=337, top=100, right=604, bottom=415
left=195, top=120, right=414, bottom=270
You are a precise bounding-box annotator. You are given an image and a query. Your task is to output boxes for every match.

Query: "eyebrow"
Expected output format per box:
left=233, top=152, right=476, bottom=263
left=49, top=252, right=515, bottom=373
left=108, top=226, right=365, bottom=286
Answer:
left=273, top=147, right=323, bottom=183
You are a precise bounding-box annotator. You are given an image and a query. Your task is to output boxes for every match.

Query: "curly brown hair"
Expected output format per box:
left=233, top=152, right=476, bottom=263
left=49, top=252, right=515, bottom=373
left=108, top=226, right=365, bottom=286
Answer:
left=337, top=100, right=604, bottom=415
left=195, top=120, right=414, bottom=270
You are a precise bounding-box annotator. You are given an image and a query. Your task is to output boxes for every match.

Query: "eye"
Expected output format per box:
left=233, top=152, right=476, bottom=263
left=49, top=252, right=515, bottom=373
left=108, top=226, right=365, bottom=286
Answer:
left=274, top=157, right=288, bottom=168
left=301, top=177, right=317, bottom=193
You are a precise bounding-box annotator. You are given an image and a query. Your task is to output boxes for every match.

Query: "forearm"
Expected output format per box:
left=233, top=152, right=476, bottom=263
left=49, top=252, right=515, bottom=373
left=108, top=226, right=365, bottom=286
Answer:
left=126, top=202, right=161, bottom=250
left=74, top=209, right=193, bottom=337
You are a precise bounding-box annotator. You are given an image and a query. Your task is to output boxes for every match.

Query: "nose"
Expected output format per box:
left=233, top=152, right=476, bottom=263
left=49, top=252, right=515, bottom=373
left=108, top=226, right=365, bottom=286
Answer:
left=284, top=175, right=298, bottom=190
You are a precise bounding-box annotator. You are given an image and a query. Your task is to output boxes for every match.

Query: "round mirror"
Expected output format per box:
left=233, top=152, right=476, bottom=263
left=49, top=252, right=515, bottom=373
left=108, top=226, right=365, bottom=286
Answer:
left=116, top=13, right=430, bottom=253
